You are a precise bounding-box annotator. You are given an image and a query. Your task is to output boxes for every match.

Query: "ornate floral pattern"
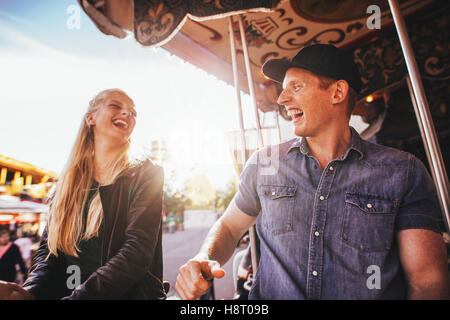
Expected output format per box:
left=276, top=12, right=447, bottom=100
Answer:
left=353, top=2, right=449, bottom=118
left=232, top=15, right=275, bottom=48
left=134, top=0, right=281, bottom=46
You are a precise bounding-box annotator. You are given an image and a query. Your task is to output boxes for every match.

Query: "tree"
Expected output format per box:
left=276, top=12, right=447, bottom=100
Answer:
left=163, top=169, right=189, bottom=216
left=185, top=174, right=216, bottom=209
left=214, top=177, right=238, bottom=211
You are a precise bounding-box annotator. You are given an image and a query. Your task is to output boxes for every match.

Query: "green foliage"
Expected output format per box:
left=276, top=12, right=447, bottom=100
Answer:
left=163, top=169, right=189, bottom=215
left=213, top=177, right=238, bottom=211
left=185, top=174, right=216, bottom=209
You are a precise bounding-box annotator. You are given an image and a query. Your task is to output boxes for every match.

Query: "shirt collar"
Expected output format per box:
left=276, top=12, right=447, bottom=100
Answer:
left=341, top=127, right=364, bottom=160
left=286, top=137, right=303, bottom=155
left=286, top=127, right=364, bottom=160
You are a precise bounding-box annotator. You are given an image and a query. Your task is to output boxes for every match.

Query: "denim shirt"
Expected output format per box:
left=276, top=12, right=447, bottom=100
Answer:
left=234, top=127, right=442, bottom=300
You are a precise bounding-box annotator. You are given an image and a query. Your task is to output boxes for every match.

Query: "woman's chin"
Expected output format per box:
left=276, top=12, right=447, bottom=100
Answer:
left=99, top=133, right=130, bottom=148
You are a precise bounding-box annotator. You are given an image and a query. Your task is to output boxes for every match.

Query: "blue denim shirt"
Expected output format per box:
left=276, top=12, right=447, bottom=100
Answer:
left=234, top=127, right=442, bottom=300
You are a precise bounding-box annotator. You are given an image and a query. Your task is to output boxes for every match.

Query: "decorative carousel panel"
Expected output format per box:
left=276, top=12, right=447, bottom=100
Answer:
left=289, top=0, right=410, bottom=23
left=179, top=0, right=434, bottom=90
left=133, top=0, right=282, bottom=47
left=353, top=0, right=449, bottom=118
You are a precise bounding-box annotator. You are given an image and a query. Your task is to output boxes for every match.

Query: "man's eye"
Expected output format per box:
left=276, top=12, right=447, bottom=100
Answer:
left=110, top=104, right=121, bottom=109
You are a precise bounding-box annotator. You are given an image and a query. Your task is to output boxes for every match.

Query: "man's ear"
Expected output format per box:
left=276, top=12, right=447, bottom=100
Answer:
left=331, top=80, right=349, bottom=105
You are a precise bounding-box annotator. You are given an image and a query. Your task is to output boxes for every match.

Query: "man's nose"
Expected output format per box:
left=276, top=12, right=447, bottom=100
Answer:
left=277, top=89, right=290, bottom=106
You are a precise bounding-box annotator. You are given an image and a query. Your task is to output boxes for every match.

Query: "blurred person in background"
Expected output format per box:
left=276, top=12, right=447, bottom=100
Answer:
left=0, top=229, right=28, bottom=283
left=14, top=235, right=33, bottom=269
left=0, top=89, right=165, bottom=300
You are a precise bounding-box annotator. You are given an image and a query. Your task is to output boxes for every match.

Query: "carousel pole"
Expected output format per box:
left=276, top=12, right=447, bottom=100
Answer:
left=405, top=76, right=438, bottom=189
left=388, top=0, right=450, bottom=231
left=228, top=16, right=247, bottom=170
left=275, top=107, right=282, bottom=143
left=236, top=14, right=263, bottom=273
left=237, top=14, right=264, bottom=149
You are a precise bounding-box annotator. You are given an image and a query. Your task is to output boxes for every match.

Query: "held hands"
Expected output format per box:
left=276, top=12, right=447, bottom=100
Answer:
left=0, top=281, right=33, bottom=300
left=175, top=256, right=225, bottom=300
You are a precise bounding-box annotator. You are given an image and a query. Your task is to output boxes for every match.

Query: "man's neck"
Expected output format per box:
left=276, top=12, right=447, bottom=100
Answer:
left=305, top=126, right=352, bottom=170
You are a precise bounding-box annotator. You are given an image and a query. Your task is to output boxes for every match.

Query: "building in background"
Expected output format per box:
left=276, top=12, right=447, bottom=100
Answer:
left=0, top=155, right=57, bottom=240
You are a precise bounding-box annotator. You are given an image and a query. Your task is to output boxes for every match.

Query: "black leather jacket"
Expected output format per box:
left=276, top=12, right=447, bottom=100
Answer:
left=23, top=160, right=166, bottom=300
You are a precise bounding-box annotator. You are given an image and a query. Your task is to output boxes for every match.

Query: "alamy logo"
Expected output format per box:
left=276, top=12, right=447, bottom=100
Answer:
left=66, top=5, right=81, bottom=30
left=66, top=265, right=81, bottom=290
left=366, top=265, right=381, bottom=290
left=246, top=144, right=280, bottom=176
left=366, top=5, right=381, bottom=30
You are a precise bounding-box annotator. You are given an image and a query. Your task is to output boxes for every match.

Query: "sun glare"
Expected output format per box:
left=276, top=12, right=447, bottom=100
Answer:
left=0, top=10, right=242, bottom=190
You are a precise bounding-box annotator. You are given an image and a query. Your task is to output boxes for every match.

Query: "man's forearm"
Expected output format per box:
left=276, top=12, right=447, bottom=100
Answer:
left=408, top=281, right=450, bottom=300
left=197, top=217, right=242, bottom=266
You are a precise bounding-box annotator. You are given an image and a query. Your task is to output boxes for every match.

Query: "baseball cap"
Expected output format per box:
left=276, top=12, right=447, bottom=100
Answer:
left=262, top=44, right=362, bottom=93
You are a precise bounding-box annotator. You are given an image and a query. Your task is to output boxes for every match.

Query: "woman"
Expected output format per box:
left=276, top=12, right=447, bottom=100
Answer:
left=0, top=230, right=28, bottom=283
left=1, top=89, right=165, bottom=299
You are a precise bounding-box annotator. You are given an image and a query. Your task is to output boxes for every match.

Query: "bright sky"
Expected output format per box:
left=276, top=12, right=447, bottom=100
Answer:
left=0, top=0, right=263, bottom=189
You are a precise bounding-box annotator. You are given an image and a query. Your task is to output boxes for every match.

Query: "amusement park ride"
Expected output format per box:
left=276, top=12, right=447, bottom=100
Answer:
left=2, top=0, right=445, bottom=298
left=0, top=154, right=56, bottom=238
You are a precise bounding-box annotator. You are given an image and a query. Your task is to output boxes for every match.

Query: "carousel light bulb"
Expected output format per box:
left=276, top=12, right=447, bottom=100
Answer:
left=365, top=95, right=374, bottom=103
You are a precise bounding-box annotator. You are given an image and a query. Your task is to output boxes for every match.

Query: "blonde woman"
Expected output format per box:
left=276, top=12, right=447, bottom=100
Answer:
left=0, top=89, right=165, bottom=299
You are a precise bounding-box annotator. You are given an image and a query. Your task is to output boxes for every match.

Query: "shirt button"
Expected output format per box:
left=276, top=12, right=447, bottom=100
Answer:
left=319, top=196, right=325, bottom=201
left=272, top=191, right=276, bottom=196
left=367, top=203, right=373, bottom=209
left=329, top=166, right=334, bottom=171
left=314, top=231, right=320, bottom=237
left=312, top=271, right=318, bottom=276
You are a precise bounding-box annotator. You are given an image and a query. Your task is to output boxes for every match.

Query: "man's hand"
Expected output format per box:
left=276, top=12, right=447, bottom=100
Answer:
left=0, top=281, right=33, bottom=300
left=175, top=201, right=255, bottom=300
left=175, top=257, right=226, bottom=300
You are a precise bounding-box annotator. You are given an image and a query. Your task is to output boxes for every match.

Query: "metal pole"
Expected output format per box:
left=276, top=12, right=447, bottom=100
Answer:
left=236, top=14, right=262, bottom=273
left=237, top=14, right=264, bottom=149
left=228, top=16, right=247, bottom=170
left=388, top=0, right=450, bottom=231
left=405, top=76, right=439, bottom=189
left=275, top=107, right=282, bottom=143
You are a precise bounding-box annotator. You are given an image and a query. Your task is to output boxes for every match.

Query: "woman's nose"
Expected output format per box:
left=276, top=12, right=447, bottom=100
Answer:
left=121, top=109, right=130, bottom=117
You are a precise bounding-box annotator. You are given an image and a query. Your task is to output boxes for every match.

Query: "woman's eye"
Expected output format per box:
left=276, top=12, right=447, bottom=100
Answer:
left=110, top=104, right=121, bottom=109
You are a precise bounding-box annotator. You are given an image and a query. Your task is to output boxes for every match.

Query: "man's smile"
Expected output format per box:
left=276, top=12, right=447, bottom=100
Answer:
left=287, top=108, right=304, bottom=123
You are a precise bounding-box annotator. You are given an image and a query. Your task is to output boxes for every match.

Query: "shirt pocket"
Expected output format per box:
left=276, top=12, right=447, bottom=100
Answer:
left=259, top=185, right=297, bottom=236
left=341, top=192, right=398, bottom=253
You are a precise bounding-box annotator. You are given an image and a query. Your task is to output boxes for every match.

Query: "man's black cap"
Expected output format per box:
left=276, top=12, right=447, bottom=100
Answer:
left=262, top=44, right=362, bottom=93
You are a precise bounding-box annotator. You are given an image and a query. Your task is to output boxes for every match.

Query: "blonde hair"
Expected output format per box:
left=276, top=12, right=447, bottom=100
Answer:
left=47, top=89, right=132, bottom=257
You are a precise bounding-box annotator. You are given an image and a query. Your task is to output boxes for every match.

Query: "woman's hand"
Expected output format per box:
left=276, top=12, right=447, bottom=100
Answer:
left=0, top=281, right=34, bottom=300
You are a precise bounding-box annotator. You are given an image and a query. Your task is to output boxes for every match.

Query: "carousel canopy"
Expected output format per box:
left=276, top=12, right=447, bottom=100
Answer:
left=78, top=0, right=445, bottom=113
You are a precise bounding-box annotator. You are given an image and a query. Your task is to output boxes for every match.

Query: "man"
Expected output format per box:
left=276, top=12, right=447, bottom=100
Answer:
left=175, top=44, right=449, bottom=299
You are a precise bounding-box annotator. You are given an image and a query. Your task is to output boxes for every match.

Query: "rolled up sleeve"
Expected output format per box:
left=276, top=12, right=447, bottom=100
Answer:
left=234, top=151, right=261, bottom=217
left=395, top=155, right=442, bottom=234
